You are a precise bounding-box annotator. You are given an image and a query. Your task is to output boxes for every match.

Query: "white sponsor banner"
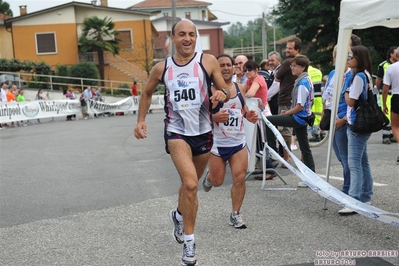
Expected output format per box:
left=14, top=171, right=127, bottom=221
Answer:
left=262, top=113, right=399, bottom=227
left=0, top=96, right=165, bottom=123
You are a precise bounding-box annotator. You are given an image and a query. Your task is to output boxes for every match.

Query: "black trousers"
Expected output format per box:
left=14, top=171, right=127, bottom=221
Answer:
left=266, top=114, right=315, bottom=172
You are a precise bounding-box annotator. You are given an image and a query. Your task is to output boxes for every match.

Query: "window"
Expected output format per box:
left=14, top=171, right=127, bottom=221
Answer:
left=185, top=12, right=191, bottom=19
left=200, top=34, right=210, bottom=51
left=163, top=13, right=169, bottom=16
left=118, top=30, right=133, bottom=49
left=202, top=10, right=206, bottom=20
left=36, top=33, right=57, bottom=54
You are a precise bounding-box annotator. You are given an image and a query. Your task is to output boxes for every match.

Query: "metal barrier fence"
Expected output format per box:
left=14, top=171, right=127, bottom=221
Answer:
left=0, top=71, right=166, bottom=96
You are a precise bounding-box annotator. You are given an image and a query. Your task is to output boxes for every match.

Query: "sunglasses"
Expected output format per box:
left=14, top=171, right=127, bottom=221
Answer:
left=347, top=54, right=354, bottom=60
left=243, top=68, right=254, bottom=73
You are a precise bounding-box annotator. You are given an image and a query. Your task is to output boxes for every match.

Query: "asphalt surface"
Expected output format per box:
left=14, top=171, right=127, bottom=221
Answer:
left=1, top=111, right=398, bottom=266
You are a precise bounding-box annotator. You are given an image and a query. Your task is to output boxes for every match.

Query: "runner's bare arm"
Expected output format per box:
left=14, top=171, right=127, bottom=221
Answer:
left=134, top=62, right=164, bottom=139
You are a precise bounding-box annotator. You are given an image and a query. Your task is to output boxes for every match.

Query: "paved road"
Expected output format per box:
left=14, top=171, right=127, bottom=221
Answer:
left=1, top=112, right=398, bottom=265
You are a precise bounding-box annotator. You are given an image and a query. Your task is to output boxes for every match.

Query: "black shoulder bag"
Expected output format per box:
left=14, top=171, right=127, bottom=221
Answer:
left=350, top=75, right=389, bottom=133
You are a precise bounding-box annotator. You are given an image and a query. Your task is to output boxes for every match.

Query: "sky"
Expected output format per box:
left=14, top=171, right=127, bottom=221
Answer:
left=7, top=0, right=279, bottom=29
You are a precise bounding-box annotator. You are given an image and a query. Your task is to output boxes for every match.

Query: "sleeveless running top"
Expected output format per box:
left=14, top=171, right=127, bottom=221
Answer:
left=162, top=52, right=213, bottom=136
left=212, top=83, right=246, bottom=147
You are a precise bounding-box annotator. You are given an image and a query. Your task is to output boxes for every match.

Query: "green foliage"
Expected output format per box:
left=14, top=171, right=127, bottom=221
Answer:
left=272, top=0, right=340, bottom=68
left=0, top=0, right=13, bottom=16
left=118, top=83, right=130, bottom=89
left=69, top=62, right=99, bottom=86
left=78, top=16, right=120, bottom=85
left=53, top=64, right=70, bottom=91
left=104, top=88, right=130, bottom=96
left=0, top=58, right=23, bottom=72
left=353, top=27, right=399, bottom=74
left=0, top=58, right=52, bottom=89
left=223, top=18, right=284, bottom=62
left=271, top=0, right=399, bottom=74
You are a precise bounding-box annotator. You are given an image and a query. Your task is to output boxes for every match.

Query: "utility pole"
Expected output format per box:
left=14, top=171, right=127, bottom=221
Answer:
left=262, top=12, right=267, bottom=59
left=273, top=25, right=276, bottom=52
left=171, top=0, right=176, bottom=55
left=251, top=31, right=255, bottom=59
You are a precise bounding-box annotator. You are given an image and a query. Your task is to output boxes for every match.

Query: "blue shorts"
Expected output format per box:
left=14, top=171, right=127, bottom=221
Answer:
left=164, top=131, right=213, bottom=156
left=211, top=143, right=246, bottom=161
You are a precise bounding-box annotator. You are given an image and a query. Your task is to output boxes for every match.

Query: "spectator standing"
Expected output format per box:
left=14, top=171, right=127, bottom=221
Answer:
left=339, top=45, right=374, bottom=214
left=202, top=54, right=258, bottom=228
left=266, top=55, right=315, bottom=186
left=133, top=19, right=229, bottom=266
left=233, top=55, right=248, bottom=85
left=35, top=89, right=46, bottom=123
left=65, top=88, right=75, bottom=121
left=0, top=81, right=6, bottom=103
left=267, top=51, right=282, bottom=115
left=244, top=60, right=268, bottom=107
left=382, top=47, right=399, bottom=164
left=0, top=81, right=6, bottom=129
left=376, top=46, right=397, bottom=144
left=308, top=65, right=323, bottom=142
left=274, top=37, right=302, bottom=166
left=6, top=85, right=17, bottom=126
left=6, top=85, right=17, bottom=102
left=258, top=59, right=271, bottom=81
left=131, top=81, right=138, bottom=115
left=322, top=45, right=352, bottom=195
left=80, top=92, right=88, bottom=120
left=16, top=88, right=28, bottom=126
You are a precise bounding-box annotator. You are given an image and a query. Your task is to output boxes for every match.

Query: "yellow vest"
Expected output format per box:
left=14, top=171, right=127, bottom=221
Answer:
left=308, top=65, right=322, bottom=83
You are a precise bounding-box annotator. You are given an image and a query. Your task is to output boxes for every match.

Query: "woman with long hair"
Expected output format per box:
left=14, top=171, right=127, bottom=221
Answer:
left=340, top=45, right=374, bottom=214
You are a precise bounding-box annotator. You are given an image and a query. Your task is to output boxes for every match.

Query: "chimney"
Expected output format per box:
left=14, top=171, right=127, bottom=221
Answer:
left=100, top=0, right=108, bottom=7
left=19, top=5, right=27, bottom=16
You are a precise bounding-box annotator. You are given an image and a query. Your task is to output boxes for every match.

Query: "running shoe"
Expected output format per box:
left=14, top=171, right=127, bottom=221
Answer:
left=229, top=211, right=247, bottom=229
left=169, top=209, right=184, bottom=244
left=202, top=174, right=212, bottom=192
left=181, top=241, right=197, bottom=266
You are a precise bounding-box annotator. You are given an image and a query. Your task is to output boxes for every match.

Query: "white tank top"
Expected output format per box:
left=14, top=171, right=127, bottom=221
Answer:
left=213, top=83, right=246, bottom=147
left=162, top=52, right=212, bottom=136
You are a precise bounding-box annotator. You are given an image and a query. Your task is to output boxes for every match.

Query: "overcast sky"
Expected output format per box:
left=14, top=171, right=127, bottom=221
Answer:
left=8, top=0, right=278, bottom=28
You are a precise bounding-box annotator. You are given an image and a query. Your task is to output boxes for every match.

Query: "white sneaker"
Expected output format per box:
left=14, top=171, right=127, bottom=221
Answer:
left=202, top=174, right=212, bottom=192
left=291, top=144, right=298, bottom=151
left=298, top=181, right=308, bottom=188
left=338, top=207, right=356, bottom=215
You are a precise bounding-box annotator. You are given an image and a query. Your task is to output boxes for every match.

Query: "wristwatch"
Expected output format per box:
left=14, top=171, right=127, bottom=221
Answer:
left=221, top=88, right=228, bottom=96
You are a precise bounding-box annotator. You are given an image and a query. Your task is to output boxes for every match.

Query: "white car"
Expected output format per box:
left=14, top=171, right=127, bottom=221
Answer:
left=0, top=74, right=27, bottom=88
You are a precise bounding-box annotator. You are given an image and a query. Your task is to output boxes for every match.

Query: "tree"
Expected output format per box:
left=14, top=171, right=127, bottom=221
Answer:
left=272, top=0, right=399, bottom=74
left=78, top=16, right=120, bottom=86
left=130, top=39, right=154, bottom=77
left=272, top=0, right=340, bottom=72
left=69, top=62, right=99, bottom=86
left=223, top=19, right=284, bottom=62
left=0, top=0, right=13, bottom=16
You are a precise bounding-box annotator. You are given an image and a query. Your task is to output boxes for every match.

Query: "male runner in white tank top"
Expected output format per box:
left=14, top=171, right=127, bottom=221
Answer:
left=134, top=19, right=229, bottom=266
left=202, top=54, right=257, bottom=229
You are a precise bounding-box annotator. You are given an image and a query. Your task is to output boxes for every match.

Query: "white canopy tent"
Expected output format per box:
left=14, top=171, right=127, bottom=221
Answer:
left=325, top=0, right=399, bottom=199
